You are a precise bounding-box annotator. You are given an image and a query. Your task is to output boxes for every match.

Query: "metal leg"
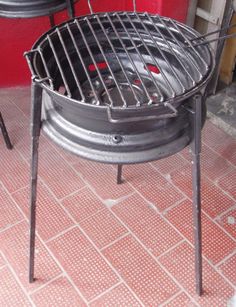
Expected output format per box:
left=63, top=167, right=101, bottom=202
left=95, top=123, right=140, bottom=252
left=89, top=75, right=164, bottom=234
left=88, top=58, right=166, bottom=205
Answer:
left=191, top=94, right=203, bottom=296
left=117, top=164, right=123, bottom=185
left=49, top=14, right=55, bottom=27
left=66, top=0, right=75, bottom=18
left=29, top=83, right=42, bottom=283
left=0, top=112, right=13, bottom=149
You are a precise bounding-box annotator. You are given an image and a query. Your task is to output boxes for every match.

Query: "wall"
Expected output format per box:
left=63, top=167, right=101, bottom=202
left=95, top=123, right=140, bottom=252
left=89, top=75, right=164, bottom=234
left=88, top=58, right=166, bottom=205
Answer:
left=0, top=0, right=189, bottom=87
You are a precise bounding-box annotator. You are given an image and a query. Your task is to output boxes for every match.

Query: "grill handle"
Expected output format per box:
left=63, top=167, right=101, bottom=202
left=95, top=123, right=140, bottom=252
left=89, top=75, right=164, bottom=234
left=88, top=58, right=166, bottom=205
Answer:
left=107, top=103, right=178, bottom=124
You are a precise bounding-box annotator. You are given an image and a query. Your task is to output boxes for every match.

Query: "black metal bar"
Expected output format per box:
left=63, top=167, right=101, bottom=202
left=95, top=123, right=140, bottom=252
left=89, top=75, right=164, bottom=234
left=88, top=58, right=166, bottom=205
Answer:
left=85, top=16, right=127, bottom=107
left=49, top=14, right=55, bottom=28
left=66, top=23, right=100, bottom=104
left=0, top=112, right=13, bottom=149
left=29, top=82, right=42, bottom=283
left=117, top=165, right=123, bottom=185
left=106, top=13, right=152, bottom=105
left=56, top=27, right=85, bottom=102
left=66, top=0, right=75, bottom=18
left=47, top=33, right=72, bottom=97
left=95, top=15, right=140, bottom=105
left=191, top=93, right=203, bottom=296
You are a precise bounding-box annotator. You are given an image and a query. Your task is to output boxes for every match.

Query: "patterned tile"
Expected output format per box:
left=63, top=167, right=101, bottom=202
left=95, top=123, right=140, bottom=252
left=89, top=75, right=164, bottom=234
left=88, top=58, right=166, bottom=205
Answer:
left=80, top=209, right=127, bottom=249
left=0, top=253, right=6, bottom=268
left=0, top=221, right=61, bottom=292
left=12, top=182, right=74, bottom=241
left=151, top=153, right=189, bottom=176
left=73, top=160, right=134, bottom=201
left=164, top=292, right=197, bottom=307
left=62, top=187, right=104, bottom=223
left=123, top=163, right=184, bottom=212
left=219, top=253, right=236, bottom=286
left=48, top=227, right=119, bottom=301
left=217, top=208, right=236, bottom=240
left=165, top=199, right=236, bottom=265
left=218, top=170, right=236, bottom=200
left=170, top=165, right=235, bottom=218
left=0, top=183, right=24, bottom=231
left=103, top=235, right=179, bottom=305
left=90, top=283, right=141, bottom=306
left=0, top=146, right=29, bottom=193
left=112, top=193, right=182, bottom=257
left=0, top=267, right=31, bottom=306
left=31, top=276, right=86, bottom=306
left=38, top=149, right=85, bottom=200
left=159, top=241, right=234, bottom=306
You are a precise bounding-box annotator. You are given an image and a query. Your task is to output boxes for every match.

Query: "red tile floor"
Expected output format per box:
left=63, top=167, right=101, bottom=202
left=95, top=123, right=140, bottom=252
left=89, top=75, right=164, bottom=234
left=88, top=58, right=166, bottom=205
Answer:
left=0, top=86, right=236, bottom=306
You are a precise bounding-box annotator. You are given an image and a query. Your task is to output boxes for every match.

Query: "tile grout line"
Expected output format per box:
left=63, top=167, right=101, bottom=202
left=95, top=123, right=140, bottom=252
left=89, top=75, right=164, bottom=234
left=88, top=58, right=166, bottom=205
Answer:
left=87, top=281, right=123, bottom=305
left=125, top=186, right=235, bottom=299
left=73, top=223, right=145, bottom=307
left=216, top=249, right=236, bottom=268
left=0, top=249, right=35, bottom=307
left=159, top=290, right=186, bottom=307
left=28, top=272, right=64, bottom=296
left=0, top=219, right=26, bottom=235
left=109, top=208, right=200, bottom=306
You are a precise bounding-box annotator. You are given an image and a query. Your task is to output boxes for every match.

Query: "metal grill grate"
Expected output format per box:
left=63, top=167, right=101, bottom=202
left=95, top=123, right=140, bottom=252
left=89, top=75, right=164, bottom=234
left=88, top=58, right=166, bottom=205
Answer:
left=25, top=12, right=213, bottom=112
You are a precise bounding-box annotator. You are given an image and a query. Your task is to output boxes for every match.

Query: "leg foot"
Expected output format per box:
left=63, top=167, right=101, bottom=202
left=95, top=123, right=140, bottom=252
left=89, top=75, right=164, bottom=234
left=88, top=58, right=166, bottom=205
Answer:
left=0, top=112, right=13, bottom=149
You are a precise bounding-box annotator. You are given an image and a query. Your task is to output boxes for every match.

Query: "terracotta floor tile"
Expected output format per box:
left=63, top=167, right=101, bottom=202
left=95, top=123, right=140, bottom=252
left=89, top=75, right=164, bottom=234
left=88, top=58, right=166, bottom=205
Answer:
left=12, top=182, right=74, bottom=241
left=0, top=221, right=61, bottom=292
left=151, top=153, right=189, bottom=176
left=123, top=164, right=184, bottom=212
left=48, top=227, right=119, bottom=301
left=103, top=235, right=179, bottom=305
left=0, top=146, right=29, bottom=193
left=38, top=149, right=85, bottom=199
left=218, top=170, right=236, bottom=200
left=200, top=145, right=232, bottom=182
left=0, top=253, right=6, bottom=268
left=31, top=276, right=86, bottom=306
left=170, top=165, right=235, bottom=218
left=164, top=292, right=197, bottom=307
left=165, top=199, right=236, bottom=265
left=80, top=209, right=128, bottom=249
left=159, top=241, right=234, bottom=306
left=62, top=187, right=104, bottom=223
left=73, top=159, right=134, bottom=201
left=217, top=208, right=236, bottom=240
left=112, top=193, right=182, bottom=257
left=0, top=184, right=24, bottom=231
left=90, top=283, right=141, bottom=306
left=219, top=253, right=236, bottom=286
left=0, top=267, right=31, bottom=306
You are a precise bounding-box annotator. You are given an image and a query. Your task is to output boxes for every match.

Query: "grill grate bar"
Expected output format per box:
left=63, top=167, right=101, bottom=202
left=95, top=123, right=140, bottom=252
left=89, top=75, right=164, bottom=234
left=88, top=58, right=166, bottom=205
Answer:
left=66, top=23, right=100, bottom=104
left=116, top=13, right=164, bottom=104
left=152, top=14, right=196, bottom=85
left=128, top=14, right=176, bottom=97
left=95, top=14, right=141, bottom=105
left=135, top=13, right=185, bottom=93
left=37, top=49, right=54, bottom=89
left=106, top=13, right=152, bottom=106
left=47, top=34, right=72, bottom=97
left=85, top=16, right=128, bottom=107
left=158, top=17, right=203, bottom=78
left=56, top=27, right=85, bottom=102
left=169, top=19, right=209, bottom=69
left=75, top=18, right=113, bottom=106
left=125, top=12, right=167, bottom=101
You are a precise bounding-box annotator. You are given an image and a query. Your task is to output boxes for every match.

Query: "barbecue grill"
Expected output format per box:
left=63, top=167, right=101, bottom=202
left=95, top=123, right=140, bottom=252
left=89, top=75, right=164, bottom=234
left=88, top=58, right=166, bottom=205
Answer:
left=25, top=0, right=217, bottom=296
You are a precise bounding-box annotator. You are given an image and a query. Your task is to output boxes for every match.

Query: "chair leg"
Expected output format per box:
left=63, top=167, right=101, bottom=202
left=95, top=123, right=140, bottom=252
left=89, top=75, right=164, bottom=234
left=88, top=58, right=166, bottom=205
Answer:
left=66, top=0, right=75, bottom=18
left=49, top=14, right=55, bottom=27
left=191, top=94, right=203, bottom=296
left=0, top=112, right=13, bottom=149
left=117, top=164, right=123, bottom=184
left=29, top=83, right=42, bottom=283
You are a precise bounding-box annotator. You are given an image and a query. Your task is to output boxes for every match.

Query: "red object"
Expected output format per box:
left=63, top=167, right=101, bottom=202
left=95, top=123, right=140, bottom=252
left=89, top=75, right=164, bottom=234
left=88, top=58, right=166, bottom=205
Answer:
left=0, top=0, right=189, bottom=87
left=89, top=62, right=108, bottom=72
